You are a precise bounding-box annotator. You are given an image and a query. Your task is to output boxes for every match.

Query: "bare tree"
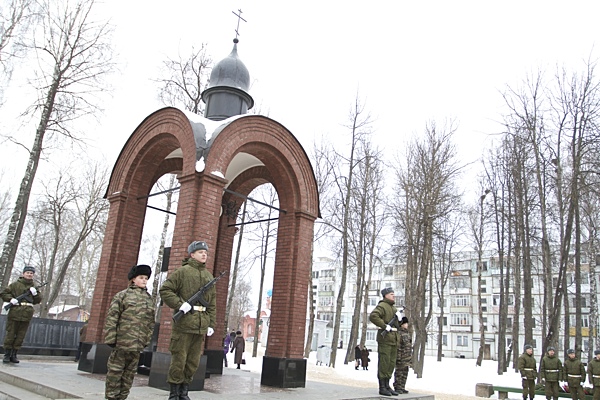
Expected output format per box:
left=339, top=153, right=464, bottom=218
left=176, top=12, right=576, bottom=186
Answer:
left=156, top=44, right=212, bottom=114
left=0, top=0, right=114, bottom=287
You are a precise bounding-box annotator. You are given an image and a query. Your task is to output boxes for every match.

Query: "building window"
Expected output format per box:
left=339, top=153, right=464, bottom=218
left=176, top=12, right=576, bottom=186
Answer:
left=369, top=297, right=377, bottom=306
left=384, top=267, right=393, bottom=276
left=437, top=298, right=447, bottom=308
left=451, top=313, right=470, bottom=325
left=492, top=294, right=514, bottom=306
left=442, top=335, right=447, bottom=346
left=438, top=316, right=447, bottom=326
left=457, top=335, right=468, bottom=347
left=453, top=295, right=469, bottom=307
left=367, top=331, right=376, bottom=341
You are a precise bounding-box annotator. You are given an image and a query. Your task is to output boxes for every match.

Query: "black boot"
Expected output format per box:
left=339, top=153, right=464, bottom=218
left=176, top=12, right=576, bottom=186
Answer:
left=3, top=349, right=10, bottom=363
left=179, top=383, right=190, bottom=400
left=9, top=349, right=19, bottom=363
left=387, top=380, right=398, bottom=396
left=168, top=383, right=180, bottom=400
left=378, top=378, right=392, bottom=396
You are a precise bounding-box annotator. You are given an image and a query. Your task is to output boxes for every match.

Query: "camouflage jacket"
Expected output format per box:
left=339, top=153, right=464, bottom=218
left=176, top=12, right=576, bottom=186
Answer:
left=103, top=284, right=155, bottom=351
left=0, top=277, right=42, bottom=321
left=159, top=258, right=216, bottom=334
left=563, top=357, right=585, bottom=382
left=397, top=325, right=412, bottom=364
left=540, top=354, right=563, bottom=381
left=588, top=358, right=600, bottom=386
left=369, top=299, right=399, bottom=346
left=517, top=352, right=538, bottom=380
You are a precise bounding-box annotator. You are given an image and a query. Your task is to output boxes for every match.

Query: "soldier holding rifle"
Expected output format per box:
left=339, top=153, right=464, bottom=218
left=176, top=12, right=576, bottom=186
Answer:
left=159, top=241, right=216, bottom=400
left=1, top=265, right=43, bottom=364
left=369, top=287, right=402, bottom=397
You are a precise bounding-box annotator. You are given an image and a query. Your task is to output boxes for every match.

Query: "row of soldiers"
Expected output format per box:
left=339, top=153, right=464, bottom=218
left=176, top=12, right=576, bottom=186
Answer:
left=518, top=344, right=600, bottom=400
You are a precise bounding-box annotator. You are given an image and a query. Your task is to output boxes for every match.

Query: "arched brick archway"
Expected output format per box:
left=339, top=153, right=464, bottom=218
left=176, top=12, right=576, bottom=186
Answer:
left=79, top=108, right=319, bottom=390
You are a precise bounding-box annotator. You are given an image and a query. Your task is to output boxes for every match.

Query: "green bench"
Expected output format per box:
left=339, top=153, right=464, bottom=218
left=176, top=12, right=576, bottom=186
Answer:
left=493, top=385, right=593, bottom=399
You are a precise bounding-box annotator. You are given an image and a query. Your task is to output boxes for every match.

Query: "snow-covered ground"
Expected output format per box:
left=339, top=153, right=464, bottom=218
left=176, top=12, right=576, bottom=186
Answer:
left=228, top=343, right=529, bottom=400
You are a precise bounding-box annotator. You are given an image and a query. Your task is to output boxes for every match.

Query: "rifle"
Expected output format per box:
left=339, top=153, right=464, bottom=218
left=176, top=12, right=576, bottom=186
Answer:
left=172, top=271, right=227, bottom=322
left=381, top=306, right=405, bottom=337
left=4, top=281, right=48, bottom=311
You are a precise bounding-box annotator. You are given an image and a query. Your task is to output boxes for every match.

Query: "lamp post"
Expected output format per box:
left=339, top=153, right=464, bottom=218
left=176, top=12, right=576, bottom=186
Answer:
left=475, top=189, right=490, bottom=366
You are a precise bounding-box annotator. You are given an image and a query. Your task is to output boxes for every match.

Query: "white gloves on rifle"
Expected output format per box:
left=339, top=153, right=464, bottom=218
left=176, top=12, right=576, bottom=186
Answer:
left=207, top=327, right=214, bottom=336
left=395, top=310, right=403, bottom=320
left=10, top=298, right=19, bottom=305
left=179, top=302, right=192, bottom=314
left=29, top=287, right=37, bottom=296
left=385, top=324, right=397, bottom=332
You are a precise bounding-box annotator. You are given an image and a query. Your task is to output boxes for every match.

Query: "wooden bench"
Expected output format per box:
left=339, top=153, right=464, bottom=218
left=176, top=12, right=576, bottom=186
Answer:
left=493, top=385, right=593, bottom=399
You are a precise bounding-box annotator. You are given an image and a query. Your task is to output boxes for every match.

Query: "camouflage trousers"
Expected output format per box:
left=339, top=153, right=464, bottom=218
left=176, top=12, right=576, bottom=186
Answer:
left=105, top=348, right=140, bottom=400
left=3, top=319, right=31, bottom=350
left=394, top=363, right=409, bottom=390
left=522, top=378, right=536, bottom=399
left=168, top=331, right=205, bottom=384
left=566, top=379, right=585, bottom=400
left=376, top=342, right=397, bottom=380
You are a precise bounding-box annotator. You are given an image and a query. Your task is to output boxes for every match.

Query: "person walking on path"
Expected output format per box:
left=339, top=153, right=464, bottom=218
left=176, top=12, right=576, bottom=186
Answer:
left=563, top=348, right=586, bottom=400
left=540, top=346, right=563, bottom=400
left=369, top=287, right=401, bottom=396
left=223, top=331, right=234, bottom=367
left=361, top=347, right=370, bottom=371
left=1, top=265, right=42, bottom=364
left=518, top=344, right=538, bottom=400
left=103, top=265, right=155, bottom=400
left=160, top=241, right=216, bottom=400
left=588, top=350, right=600, bottom=400
left=231, top=331, right=245, bottom=369
left=354, top=345, right=362, bottom=370
left=394, top=316, right=412, bottom=394
left=75, top=321, right=88, bottom=362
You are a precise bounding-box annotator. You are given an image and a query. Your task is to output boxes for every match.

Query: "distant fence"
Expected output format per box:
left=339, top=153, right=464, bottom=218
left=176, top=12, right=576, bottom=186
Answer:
left=0, top=315, right=84, bottom=356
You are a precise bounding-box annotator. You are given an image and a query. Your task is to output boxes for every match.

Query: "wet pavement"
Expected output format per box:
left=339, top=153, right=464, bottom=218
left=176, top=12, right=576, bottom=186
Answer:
left=0, top=356, right=435, bottom=400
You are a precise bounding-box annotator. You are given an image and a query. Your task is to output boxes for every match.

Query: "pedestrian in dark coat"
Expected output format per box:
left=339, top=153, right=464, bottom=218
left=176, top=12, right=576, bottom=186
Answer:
left=369, top=287, right=401, bottom=396
left=1, top=265, right=42, bottom=364
left=355, top=345, right=362, bottom=370
left=563, top=348, right=585, bottom=400
left=75, top=321, right=88, bottom=362
left=361, top=347, right=370, bottom=370
left=103, top=265, right=155, bottom=400
left=231, top=330, right=245, bottom=369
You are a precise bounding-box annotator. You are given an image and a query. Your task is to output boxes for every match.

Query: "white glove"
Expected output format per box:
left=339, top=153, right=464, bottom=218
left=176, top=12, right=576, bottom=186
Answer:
left=10, top=298, right=19, bottom=305
left=179, top=302, right=192, bottom=314
left=395, top=310, right=403, bottom=319
left=29, top=287, right=37, bottom=296
left=207, top=327, right=214, bottom=336
left=385, top=324, right=392, bottom=332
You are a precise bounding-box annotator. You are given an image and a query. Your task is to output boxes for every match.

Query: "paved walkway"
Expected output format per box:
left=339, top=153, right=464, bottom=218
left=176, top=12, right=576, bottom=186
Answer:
left=0, top=356, right=434, bottom=400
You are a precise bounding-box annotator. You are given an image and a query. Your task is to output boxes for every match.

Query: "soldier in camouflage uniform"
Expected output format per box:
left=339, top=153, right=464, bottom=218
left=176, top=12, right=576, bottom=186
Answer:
left=394, top=316, right=412, bottom=394
left=160, top=241, right=216, bottom=400
left=518, top=344, right=538, bottom=400
left=541, top=346, right=563, bottom=400
left=563, top=348, right=586, bottom=400
left=1, top=265, right=42, bottom=364
left=103, top=265, right=155, bottom=400
left=588, top=350, right=600, bottom=400
left=369, top=287, right=401, bottom=397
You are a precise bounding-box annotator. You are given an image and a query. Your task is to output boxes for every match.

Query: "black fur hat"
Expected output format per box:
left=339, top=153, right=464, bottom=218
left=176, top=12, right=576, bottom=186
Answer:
left=128, top=264, right=152, bottom=280
left=400, top=316, right=409, bottom=325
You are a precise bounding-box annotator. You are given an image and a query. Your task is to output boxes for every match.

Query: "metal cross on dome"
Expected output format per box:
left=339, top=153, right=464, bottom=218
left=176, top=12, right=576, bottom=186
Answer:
left=232, top=9, right=247, bottom=39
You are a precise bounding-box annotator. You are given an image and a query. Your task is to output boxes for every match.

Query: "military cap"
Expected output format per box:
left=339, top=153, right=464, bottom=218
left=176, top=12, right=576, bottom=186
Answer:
left=595, top=349, right=600, bottom=356
left=381, top=287, right=394, bottom=297
left=188, top=241, right=209, bottom=254
left=524, top=344, right=533, bottom=350
left=23, top=265, right=36, bottom=274
left=128, top=264, right=152, bottom=280
left=547, top=346, right=555, bottom=352
left=567, top=349, right=575, bottom=355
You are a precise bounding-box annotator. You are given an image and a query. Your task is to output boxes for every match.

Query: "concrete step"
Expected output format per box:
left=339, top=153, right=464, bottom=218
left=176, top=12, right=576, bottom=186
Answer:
left=0, top=383, right=50, bottom=400
left=0, top=366, right=81, bottom=399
